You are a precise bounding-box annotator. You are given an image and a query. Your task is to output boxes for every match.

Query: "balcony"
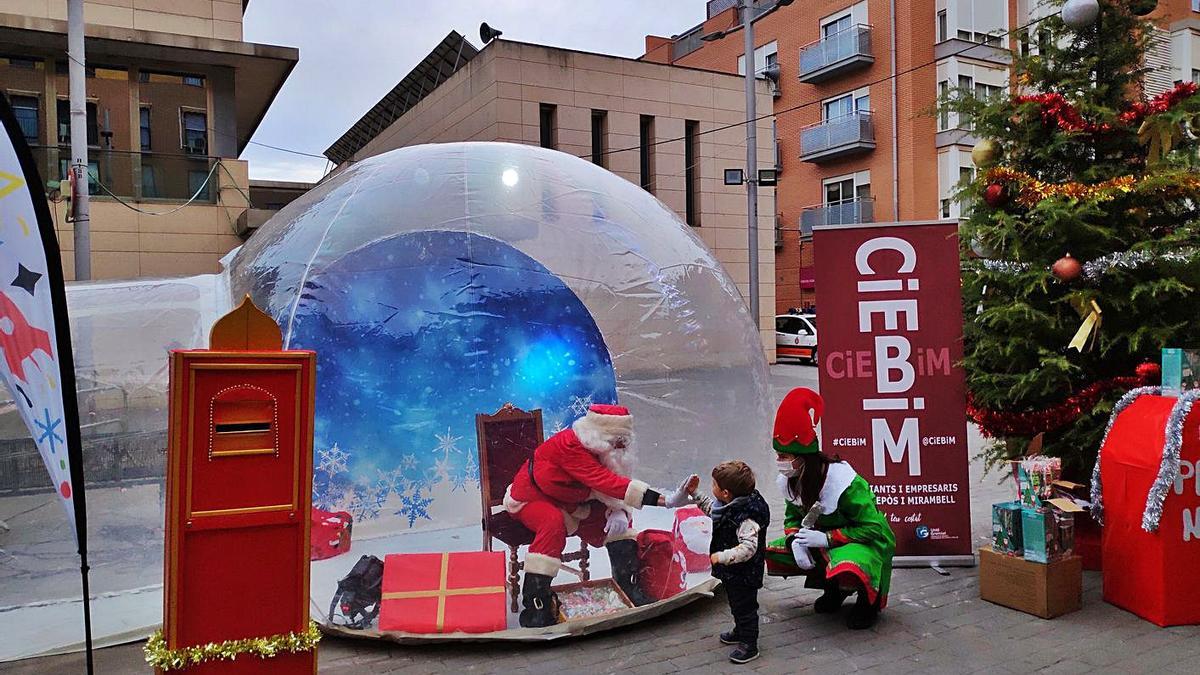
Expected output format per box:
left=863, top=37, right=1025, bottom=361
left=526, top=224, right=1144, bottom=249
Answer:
left=799, top=111, right=875, bottom=163
left=28, top=147, right=219, bottom=203
left=798, top=25, right=874, bottom=83
left=800, top=197, right=875, bottom=231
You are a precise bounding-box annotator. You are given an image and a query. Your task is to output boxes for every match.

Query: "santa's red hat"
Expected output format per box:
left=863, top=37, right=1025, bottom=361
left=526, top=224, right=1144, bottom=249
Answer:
left=573, top=403, right=634, bottom=452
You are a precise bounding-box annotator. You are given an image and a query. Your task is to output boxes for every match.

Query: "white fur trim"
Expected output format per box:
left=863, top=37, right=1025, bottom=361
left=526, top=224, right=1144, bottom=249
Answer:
left=776, top=461, right=857, bottom=515
left=503, top=485, right=525, bottom=514
left=623, top=479, right=650, bottom=509
left=591, top=490, right=628, bottom=512
left=562, top=503, right=592, bottom=535
left=573, top=415, right=635, bottom=459
left=604, top=528, right=638, bottom=544
left=523, top=553, right=561, bottom=577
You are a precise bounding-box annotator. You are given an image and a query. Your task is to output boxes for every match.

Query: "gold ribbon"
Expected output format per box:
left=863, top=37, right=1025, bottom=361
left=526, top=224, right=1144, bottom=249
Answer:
left=1068, top=300, right=1102, bottom=352
left=381, top=553, right=505, bottom=632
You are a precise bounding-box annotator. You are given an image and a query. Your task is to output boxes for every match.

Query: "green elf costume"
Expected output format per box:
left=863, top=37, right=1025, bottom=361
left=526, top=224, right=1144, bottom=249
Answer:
left=764, top=388, right=895, bottom=626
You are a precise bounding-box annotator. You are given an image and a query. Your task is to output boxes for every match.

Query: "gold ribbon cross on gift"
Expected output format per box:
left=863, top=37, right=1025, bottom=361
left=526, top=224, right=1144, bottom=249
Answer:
left=381, top=553, right=505, bottom=632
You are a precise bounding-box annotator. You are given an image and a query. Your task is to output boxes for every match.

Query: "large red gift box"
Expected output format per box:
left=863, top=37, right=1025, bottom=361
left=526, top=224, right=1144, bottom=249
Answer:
left=672, top=505, right=711, bottom=573
left=1098, top=393, right=1200, bottom=626
left=637, top=529, right=687, bottom=601
left=379, top=552, right=507, bottom=634
left=310, top=508, right=353, bottom=561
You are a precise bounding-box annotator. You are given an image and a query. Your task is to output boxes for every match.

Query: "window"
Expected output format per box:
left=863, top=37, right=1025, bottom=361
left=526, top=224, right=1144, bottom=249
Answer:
left=590, top=109, right=607, bottom=166
left=823, top=92, right=869, bottom=120
left=4, top=56, right=37, bottom=70
left=974, top=82, right=1002, bottom=101
left=10, top=96, right=38, bottom=144
left=188, top=169, right=211, bottom=201
left=685, top=120, right=700, bottom=227
left=59, top=158, right=99, bottom=193
left=776, top=317, right=813, bottom=336
left=181, top=110, right=207, bottom=154
left=959, top=166, right=975, bottom=185
left=941, top=199, right=952, bottom=218
left=538, top=103, right=557, bottom=150
left=937, top=10, right=948, bottom=42
left=825, top=178, right=870, bottom=205
left=183, top=75, right=204, bottom=87
left=639, top=115, right=655, bottom=193
left=139, top=107, right=151, bottom=151
left=56, top=99, right=98, bottom=146
left=738, top=41, right=778, bottom=77
left=823, top=14, right=852, bottom=38
left=1193, top=69, right=1200, bottom=85
left=938, top=81, right=950, bottom=129
left=141, top=165, right=159, bottom=198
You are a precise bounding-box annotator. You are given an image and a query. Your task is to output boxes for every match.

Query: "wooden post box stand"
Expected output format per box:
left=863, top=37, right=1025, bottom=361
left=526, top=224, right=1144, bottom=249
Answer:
left=146, top=297, right=318, bottom=673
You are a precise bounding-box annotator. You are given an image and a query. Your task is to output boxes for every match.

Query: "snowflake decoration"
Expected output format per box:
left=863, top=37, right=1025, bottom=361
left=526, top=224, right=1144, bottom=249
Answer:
left=348, top=484, right=382, bottom=521
left=434, top=427, right=462, bottom=456
left=451, top=454, right=480, bottom=492
left=313, top=487, right=344, bottom=512
left=569, top=394, right=593, bottom=418
left=396, top=486, right=434, bottom=527
left=548, top=417, right=566, bottom=435
left=317, top=443, right=349, bottom=476
left=401, top=454, right=418, bottom=471
left=375, top=467, right=408, bottom=500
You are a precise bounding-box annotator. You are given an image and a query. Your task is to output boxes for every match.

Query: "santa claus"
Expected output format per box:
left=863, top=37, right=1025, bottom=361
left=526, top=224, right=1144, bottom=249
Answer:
left=505, top=403, right=695, bottom=627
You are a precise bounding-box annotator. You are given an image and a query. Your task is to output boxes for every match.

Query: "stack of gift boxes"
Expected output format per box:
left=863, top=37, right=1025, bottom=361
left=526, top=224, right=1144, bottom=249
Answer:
left=991, top=457, right=1080, bottom=563
left=980, top=456, right=1085, bottom=619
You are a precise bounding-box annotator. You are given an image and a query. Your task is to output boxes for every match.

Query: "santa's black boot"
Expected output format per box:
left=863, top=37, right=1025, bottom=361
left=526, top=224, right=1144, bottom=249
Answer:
left=606, top=539, right=654, bottom=606
left=519, top=572, right=559, bottom=628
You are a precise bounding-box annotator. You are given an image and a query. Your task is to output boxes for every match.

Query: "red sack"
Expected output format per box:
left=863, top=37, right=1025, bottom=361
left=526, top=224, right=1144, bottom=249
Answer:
left=1099, top=394, right=1200, bottom=626
left=311, top=508, right=353, bottom=561
left=672, top=505, right=712, bottom=573
left=637, top=529, right=687, bottom=601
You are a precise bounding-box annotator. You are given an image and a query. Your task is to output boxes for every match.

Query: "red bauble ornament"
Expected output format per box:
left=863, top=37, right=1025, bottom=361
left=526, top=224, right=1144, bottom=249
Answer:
left=1136, top=362, right=1162, bottom=384
left=984, top=183, right=1008, bottom=208
left=1052, top=253, right=1083, bottom=282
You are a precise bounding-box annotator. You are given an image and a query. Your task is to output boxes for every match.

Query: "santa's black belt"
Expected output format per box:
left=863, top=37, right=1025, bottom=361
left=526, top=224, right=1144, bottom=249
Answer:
left=527, top=456, right=540, bottom=492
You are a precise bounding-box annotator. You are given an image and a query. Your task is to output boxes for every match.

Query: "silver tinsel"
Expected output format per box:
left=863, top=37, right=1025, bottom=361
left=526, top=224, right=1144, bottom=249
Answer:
left=1141, top=389, right=1200, bottom=533
left=971, top=248, right=1199, bottom=282
left=1090, top=386, right=1160, bottom=524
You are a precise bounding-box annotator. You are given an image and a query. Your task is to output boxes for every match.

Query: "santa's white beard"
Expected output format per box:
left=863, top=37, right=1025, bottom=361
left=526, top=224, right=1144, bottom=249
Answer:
left=596, top=445, right=636, bottom=476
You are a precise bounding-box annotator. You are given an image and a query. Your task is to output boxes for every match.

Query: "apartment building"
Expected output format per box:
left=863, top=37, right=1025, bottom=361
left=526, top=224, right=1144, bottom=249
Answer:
left=325, top=33, right=779, bottom=358
left=0, top=1, right=298, bottom=279
left=646, top=0, right=1200, bottom=313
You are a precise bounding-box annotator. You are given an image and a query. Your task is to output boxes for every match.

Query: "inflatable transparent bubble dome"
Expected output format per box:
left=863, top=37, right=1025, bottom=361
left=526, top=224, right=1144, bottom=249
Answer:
left=0, top=142, right=770, bottom=653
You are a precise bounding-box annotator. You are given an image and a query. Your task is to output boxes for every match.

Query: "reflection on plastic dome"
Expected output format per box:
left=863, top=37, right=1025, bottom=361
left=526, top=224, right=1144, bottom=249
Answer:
left=0, top=142, right=770, bottom=654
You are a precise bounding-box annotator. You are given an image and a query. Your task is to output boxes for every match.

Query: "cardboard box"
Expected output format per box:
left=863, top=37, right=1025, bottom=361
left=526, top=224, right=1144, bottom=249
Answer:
left=1021, top=506, right=1075, bottom=564
left=979, top=547, right=1081, bottom=619
left=991, top=501, right=1023, bottom=556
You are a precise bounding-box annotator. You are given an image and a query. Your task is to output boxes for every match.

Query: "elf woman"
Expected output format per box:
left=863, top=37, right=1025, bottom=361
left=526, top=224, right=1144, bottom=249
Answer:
left=764, top=388, right=895, bottom=629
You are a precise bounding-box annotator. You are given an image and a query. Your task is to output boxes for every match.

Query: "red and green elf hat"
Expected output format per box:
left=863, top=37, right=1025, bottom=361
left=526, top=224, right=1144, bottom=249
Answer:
left=773, top=387, right=824, bottom=455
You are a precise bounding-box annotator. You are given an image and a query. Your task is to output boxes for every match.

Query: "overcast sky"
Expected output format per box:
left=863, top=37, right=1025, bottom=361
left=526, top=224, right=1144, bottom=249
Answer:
left=241, top=1, right=703, bottom=183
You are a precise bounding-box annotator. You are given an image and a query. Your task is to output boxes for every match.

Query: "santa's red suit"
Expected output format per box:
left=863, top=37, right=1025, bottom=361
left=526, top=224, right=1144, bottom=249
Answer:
left=505, top=404, right=659, bottom=626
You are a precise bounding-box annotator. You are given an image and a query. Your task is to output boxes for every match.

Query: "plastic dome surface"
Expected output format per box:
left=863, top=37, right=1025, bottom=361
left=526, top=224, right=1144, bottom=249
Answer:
left=0, top=142, right=770, bottom=653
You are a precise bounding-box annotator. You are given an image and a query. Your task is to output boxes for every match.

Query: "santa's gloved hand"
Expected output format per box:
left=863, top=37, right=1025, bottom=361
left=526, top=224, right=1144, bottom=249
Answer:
left=603, top=509, right=630, bottom=538
left=663, top=474, right=700, bottom=508
left=787, top=533, right=816, bottom=571
left=794, top=528, right=830, bottom=549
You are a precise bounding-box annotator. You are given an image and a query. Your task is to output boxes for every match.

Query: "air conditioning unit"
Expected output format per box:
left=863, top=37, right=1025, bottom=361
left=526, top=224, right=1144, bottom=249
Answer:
left=186, top=137, right=207, bottom=155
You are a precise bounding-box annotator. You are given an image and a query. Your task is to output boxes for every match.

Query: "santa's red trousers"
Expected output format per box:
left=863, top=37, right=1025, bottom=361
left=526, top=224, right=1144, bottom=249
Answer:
left=512, top=499, right=631, bottom=562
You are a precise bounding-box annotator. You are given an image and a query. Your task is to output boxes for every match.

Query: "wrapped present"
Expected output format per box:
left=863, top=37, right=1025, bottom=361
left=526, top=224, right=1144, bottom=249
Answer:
left=991, top=501, right=1024, bottom=556
left=672, top=505, right=711, bottom=573
left=553, top=579, right=633, bottom=622
left=310, top=508, right=353, bottom=561
left=1012, top=457, right=1062, bottom=507
left=1021, top=506, right=1074, bottom=564
left=379, top=552, right=506, bottom=634
left=637, top=529, right=687, bottom=601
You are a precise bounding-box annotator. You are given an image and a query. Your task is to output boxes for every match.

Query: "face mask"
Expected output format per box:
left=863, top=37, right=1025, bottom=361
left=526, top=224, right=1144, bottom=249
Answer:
left=777, top=459, right=799, bottom=477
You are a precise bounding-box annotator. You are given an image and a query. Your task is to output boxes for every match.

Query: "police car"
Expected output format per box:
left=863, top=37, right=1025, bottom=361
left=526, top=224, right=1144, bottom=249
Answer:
left=775, top=312, right=818, bottom=364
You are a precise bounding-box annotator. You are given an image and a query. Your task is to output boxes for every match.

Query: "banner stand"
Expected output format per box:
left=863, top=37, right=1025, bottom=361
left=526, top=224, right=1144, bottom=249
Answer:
left=813, top=220, right=974, bottom=567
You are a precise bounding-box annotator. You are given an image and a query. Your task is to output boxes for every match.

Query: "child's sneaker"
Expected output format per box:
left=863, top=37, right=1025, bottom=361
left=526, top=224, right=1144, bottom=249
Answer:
left=729, top=643, right=760, bottom=664
left=719, top=630, right=739, bottom=645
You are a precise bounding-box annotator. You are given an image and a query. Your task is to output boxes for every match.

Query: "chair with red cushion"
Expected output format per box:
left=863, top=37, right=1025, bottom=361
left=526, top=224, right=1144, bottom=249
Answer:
left=476, top=403, right=589, bottom=613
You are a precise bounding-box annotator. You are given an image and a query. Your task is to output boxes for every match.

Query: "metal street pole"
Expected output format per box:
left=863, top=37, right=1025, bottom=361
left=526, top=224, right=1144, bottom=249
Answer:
left=742, top=0, right=760, bottom=337
left=68, top=0, right=91, bottom=281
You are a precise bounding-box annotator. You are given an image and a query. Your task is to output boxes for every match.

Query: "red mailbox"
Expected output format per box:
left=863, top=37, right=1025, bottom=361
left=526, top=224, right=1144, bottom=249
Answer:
left=159, top=297, right=317, bottom=673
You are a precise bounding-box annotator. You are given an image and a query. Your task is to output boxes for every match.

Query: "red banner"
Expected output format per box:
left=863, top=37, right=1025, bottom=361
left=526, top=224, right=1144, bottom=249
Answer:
left=813, top=220, right=972, bottom=561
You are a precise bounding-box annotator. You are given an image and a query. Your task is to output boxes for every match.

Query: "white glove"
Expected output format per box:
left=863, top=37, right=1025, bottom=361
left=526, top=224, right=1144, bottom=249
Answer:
left=789, top=536, right=816, bottom=571
left=603, top=509, right=630, bottom=538
left=794, top=528, right=830, bottom=549
left=664, top=474, right=700, bottom=508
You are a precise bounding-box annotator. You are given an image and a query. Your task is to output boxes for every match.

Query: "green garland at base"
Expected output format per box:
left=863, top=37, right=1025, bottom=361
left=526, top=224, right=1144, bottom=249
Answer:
left=144, top=620, right=321, bottom=671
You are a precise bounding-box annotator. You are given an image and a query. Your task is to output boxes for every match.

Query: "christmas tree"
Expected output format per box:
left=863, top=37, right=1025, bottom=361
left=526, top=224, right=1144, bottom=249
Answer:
left=946, top=0, right=1200, bottom=478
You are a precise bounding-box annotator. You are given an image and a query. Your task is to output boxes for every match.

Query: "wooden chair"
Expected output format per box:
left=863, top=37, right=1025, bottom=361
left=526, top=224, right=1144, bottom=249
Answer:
left=476, top=403, right=590, bottom=613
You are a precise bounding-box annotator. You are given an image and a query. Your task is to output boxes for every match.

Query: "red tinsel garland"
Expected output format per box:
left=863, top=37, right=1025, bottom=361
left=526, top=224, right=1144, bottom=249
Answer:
left=1013, top=81, right=1198, bottom=135
left=967, top=367, right=1159, bottom=438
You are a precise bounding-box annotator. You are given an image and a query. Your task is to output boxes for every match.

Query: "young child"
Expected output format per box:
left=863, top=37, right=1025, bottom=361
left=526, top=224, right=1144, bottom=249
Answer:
left=692, top=460, right=771, bottom=664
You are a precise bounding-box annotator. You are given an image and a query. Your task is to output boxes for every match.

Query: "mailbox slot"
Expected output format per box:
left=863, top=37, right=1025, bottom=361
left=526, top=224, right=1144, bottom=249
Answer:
left=209, top=386, right=278, bottom=459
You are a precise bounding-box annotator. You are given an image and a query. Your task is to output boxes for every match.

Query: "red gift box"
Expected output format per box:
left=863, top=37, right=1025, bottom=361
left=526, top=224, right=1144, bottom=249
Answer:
left=672, top=505, right=711, bottom=573
left=379, top=552, right=507, bottom=634
left=1099, top=394, right=1200, bottom=626
left=637, top=529, right=687, bottom=601
left=310, top=508, right=353, bottom=561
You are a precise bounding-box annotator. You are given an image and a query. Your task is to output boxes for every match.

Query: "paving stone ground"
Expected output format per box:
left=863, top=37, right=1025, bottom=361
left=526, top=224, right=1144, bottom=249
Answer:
left=4, top=365, right=1200, bottom=674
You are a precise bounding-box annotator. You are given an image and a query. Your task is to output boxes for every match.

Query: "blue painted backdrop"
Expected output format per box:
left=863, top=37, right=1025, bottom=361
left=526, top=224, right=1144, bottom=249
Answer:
left=287, top=230, right=617, bottom=528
